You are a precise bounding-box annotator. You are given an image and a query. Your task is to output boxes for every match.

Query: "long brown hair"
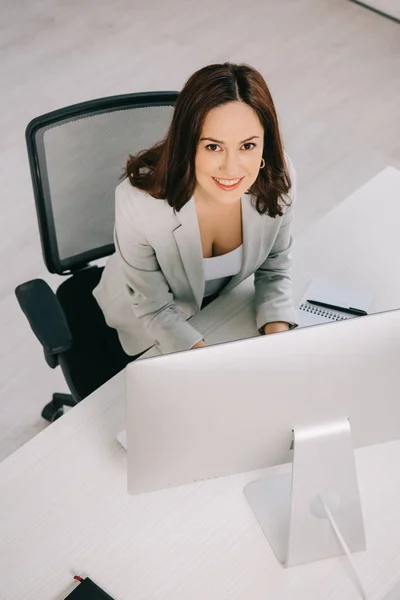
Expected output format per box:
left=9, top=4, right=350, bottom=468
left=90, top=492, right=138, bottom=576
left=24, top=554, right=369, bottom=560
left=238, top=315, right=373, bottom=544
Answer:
left=125, top=62, right=292, bottom=217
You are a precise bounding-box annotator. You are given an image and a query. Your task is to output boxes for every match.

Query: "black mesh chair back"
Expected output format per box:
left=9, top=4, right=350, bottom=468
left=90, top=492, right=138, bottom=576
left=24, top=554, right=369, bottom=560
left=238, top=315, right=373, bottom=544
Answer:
left=26, top=92, right=179, bottom=274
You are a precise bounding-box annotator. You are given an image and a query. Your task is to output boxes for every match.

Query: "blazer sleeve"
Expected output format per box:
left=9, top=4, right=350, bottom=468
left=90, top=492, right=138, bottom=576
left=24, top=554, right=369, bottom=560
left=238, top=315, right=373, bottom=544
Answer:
left=254, top=155, right=299, bottom=332
left=114, top=184, right=204, bottom=354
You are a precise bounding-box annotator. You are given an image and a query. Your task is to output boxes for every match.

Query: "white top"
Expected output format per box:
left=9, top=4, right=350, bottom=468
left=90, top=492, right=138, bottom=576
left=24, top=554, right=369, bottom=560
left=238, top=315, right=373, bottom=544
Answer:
left=203, top=244, right=243, bottom=297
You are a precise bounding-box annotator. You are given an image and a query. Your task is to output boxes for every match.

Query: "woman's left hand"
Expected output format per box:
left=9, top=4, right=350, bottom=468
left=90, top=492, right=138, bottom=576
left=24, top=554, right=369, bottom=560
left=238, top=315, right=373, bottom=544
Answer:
left=263, top=321, right=290, bottom=335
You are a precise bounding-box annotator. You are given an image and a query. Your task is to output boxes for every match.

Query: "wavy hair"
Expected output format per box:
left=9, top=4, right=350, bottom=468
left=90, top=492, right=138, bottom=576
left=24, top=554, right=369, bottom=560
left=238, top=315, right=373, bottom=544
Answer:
left=125, top=62, right=292, bottom=217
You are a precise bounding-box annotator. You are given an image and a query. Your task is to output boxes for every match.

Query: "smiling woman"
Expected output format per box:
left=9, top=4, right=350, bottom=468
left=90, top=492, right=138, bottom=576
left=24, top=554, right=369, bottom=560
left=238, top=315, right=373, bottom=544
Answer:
left=92, top=62, right=298, bottom=356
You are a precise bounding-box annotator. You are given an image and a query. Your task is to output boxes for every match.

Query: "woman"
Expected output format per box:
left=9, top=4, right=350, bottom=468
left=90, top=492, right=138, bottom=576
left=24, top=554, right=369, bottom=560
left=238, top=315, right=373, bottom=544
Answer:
left=93, top=62, right=298, bottom=356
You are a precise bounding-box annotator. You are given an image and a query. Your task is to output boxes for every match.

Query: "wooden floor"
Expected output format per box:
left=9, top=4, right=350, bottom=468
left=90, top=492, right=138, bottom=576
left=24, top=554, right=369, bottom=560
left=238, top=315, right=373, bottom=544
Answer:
left=1, top=0, right=399, bottom=462
left=352, top=0, right=400, bottom=21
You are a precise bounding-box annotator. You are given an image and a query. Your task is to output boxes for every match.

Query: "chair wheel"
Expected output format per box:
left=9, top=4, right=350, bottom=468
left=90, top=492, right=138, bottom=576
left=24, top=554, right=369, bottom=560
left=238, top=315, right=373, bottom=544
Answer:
left=41, top=401, right=64, bottom=423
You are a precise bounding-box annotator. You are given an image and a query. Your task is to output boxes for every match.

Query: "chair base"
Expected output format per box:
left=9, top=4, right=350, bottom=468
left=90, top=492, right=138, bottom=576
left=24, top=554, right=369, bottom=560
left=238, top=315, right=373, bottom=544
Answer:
left=41, top=392, right=77, bottom=423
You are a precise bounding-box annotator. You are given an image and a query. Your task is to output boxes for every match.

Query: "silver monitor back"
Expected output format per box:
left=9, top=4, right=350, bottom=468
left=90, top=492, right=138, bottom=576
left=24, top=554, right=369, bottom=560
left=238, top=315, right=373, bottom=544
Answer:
left=126, top=308, right=400, bottom=495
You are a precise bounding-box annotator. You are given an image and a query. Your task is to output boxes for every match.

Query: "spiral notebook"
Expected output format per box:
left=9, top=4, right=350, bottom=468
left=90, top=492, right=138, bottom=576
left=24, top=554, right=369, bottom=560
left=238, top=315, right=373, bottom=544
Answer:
left=297, top=278, right=374, bottom=328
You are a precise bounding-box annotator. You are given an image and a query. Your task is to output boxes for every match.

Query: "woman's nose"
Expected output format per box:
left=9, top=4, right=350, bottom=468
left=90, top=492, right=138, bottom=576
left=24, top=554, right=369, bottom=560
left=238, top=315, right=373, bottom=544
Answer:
left=220, top=152, right=242, bottom=176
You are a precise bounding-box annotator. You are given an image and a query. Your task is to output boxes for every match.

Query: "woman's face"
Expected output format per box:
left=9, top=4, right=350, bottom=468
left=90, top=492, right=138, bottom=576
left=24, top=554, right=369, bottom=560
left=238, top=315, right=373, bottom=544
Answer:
left=194, top=101, right=264, bottom=206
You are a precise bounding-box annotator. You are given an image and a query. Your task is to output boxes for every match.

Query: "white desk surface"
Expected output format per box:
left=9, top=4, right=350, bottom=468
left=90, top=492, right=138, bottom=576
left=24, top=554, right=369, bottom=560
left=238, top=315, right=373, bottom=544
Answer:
left=1, top=167, right=400, bottom=600
left=291, top=165, right=400, bottom=315
left=2, top=371, right=400, bottom=600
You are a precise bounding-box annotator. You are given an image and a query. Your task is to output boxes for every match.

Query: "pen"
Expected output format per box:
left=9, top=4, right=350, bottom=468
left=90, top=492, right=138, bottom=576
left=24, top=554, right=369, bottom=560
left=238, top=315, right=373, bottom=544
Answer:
left=306, top=299, right=368, bottom=317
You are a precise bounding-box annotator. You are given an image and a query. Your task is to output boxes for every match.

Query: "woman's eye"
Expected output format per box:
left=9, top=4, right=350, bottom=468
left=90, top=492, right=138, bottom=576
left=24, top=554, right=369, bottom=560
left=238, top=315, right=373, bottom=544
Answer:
left=242, top=142, right=256, bottom=150
left=205, top=144, right=220, bottom=151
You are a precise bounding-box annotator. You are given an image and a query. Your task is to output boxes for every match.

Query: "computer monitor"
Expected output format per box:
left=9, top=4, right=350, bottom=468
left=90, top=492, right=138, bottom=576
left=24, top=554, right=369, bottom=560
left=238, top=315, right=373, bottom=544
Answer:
left=125, top=307, right=400, bottom=567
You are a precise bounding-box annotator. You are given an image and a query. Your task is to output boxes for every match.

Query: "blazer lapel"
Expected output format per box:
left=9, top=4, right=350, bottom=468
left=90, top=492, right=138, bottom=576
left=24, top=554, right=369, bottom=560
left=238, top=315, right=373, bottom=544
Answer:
left=172, top=198, right=205, bottom=308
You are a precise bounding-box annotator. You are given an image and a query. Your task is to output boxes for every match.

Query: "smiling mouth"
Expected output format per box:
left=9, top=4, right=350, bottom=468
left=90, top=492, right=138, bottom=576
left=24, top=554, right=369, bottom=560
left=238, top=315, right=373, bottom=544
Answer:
left=212, top=177, right=244, bottom=187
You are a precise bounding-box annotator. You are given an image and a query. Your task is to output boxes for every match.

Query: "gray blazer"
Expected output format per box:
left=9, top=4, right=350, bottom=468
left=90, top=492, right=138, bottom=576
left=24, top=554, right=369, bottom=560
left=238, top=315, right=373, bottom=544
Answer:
left=92, top=153, right=298, bottom=356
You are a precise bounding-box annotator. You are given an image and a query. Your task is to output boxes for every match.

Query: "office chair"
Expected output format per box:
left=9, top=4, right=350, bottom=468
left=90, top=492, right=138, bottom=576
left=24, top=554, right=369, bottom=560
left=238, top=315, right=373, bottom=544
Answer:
left=15, top=92, right=179, bottom=422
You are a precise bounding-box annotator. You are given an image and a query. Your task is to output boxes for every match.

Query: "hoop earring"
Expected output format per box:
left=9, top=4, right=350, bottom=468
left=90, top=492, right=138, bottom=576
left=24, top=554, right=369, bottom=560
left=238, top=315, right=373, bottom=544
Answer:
left=260, top=158, right=265, bottom=169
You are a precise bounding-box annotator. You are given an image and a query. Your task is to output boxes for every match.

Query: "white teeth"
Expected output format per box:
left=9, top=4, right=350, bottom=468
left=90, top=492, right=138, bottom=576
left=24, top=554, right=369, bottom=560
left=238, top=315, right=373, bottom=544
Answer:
left=214, top=177, right=241, bottom=186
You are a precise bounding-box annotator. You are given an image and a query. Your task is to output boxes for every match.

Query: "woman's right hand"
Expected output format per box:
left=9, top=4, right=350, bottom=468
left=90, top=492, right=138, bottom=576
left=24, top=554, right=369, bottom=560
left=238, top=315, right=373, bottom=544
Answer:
left=191, top=340, right=206, bottom=349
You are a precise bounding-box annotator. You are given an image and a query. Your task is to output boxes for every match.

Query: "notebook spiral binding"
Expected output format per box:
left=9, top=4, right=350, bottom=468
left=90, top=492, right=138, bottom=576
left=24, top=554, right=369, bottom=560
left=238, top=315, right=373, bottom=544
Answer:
left=299, top=301, right=350, bottom=322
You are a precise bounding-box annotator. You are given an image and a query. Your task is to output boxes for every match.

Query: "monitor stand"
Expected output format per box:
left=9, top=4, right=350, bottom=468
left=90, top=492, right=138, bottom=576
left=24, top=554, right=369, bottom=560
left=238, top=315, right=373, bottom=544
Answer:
left=244, top=417, right=366, bottom=567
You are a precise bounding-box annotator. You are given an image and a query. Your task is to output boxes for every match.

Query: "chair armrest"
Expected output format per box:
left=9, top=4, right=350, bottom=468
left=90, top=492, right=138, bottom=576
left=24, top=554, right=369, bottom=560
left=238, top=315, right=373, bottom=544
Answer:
left=15, top=279, right=73, bottom=355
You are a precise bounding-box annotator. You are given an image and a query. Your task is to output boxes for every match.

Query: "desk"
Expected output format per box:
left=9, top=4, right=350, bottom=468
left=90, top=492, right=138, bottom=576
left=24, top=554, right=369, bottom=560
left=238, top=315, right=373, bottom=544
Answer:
left=1, top=373, right=400, bottom=599
left=1, top=167, right=400, bottom=600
